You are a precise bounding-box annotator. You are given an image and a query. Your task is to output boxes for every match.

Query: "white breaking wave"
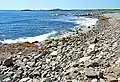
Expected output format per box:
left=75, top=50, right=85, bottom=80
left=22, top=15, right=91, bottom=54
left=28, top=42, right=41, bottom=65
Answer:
left=0, top=31, right=57, bottom=44
left=52, top=17, right=98, bottom=27
left=76, top=17, right=98, bottom=27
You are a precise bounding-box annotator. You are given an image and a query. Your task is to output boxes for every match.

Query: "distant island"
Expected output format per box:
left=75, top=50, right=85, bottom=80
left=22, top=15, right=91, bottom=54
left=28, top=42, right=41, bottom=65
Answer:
left=21, top=9, right=33, bottom=11
left=21, top=9, right=120, bottom=13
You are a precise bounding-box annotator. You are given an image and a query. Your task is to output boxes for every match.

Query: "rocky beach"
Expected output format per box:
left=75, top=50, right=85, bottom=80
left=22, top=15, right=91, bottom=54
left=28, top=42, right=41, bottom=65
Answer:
left=1, top=13, right=120, bottom=82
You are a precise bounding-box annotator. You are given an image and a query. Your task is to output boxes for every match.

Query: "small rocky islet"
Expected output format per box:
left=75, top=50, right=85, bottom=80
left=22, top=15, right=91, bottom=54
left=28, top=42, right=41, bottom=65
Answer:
left=1, top=13, right=120, bottom=82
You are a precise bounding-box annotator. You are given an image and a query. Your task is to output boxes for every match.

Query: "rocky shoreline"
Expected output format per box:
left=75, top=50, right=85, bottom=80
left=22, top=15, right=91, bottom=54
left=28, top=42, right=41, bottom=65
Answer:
left=0, top=13, right=120, bottom=82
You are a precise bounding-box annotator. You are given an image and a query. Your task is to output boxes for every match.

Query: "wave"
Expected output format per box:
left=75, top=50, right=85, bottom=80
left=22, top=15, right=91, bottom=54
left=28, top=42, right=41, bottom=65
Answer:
left=51, top=17, right=98, bottom=27
left=0, top=31, right=57, bottom=44
left=75, top=17, right=98, bottom=27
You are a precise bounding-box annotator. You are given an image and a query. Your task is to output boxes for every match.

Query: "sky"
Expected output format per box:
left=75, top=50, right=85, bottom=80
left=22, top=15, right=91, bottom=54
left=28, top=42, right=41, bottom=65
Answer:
left=0, top=0, right=119, bottom=10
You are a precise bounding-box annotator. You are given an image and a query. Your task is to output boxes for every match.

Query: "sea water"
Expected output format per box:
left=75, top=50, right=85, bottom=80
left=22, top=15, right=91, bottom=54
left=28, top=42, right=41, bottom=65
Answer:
left=0, top=10, right=98, bottom=43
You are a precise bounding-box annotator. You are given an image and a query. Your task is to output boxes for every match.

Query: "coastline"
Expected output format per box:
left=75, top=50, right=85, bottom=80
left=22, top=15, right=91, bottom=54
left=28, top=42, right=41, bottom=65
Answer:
left=0, top=15, right=98, bottom=44
left=1, top=13, right=120, bottom=81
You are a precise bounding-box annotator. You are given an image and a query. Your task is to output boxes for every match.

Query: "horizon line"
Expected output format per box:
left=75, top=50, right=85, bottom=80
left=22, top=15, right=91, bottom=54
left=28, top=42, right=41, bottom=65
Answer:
left=0, top=8, right=120, bottom=10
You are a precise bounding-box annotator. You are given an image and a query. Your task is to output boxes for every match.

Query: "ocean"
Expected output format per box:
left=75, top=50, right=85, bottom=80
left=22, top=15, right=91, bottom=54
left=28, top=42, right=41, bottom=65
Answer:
left=0, top=10, right=98, bottom=43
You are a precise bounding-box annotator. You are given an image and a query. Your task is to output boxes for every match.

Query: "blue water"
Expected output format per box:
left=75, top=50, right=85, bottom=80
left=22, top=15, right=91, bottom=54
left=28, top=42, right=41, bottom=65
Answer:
left=0, top=10, right=97, bottom=43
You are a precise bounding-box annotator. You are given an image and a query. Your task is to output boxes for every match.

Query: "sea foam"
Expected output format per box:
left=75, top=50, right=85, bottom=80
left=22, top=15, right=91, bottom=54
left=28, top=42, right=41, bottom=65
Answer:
left=76, top=17, right=98, bottom=27
left=0, top=31, right=56, bottom=44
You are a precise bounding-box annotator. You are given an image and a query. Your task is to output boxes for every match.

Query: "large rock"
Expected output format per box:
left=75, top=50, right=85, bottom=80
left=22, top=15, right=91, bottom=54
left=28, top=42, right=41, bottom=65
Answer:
left=3, top=57, right=13, bottom=67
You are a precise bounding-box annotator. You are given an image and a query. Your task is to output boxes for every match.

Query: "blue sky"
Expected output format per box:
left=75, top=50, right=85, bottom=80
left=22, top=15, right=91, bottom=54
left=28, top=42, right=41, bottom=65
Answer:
left=0, top=0, right=119, bottom=10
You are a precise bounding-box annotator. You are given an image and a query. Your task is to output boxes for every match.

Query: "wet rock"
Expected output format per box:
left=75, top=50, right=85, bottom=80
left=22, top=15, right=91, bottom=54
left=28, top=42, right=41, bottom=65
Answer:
left=32, top=41, right=39, bottom=44
left=3, top=57, right=13, bottom=67
left=0, top=42, right=2, bottom=45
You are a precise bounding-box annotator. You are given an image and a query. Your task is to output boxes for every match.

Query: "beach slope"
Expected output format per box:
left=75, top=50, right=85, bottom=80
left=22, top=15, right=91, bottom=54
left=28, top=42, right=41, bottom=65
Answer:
left=1, top=13, right=120, bottom=82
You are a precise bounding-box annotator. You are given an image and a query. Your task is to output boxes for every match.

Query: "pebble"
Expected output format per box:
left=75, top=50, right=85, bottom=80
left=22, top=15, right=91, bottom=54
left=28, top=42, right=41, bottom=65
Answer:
left=50, top=51, right=57, bottom=57
left=91, top=79, right=98, bottom=82
left=99, top=78, right=105, bottom=82
left=3, top=78, right=11, bottom=82
left=32, top=78, right=40, bottom=82
left=85, top=68, right=98, bottom=78
left=19, top=77, right=30, bottom=82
